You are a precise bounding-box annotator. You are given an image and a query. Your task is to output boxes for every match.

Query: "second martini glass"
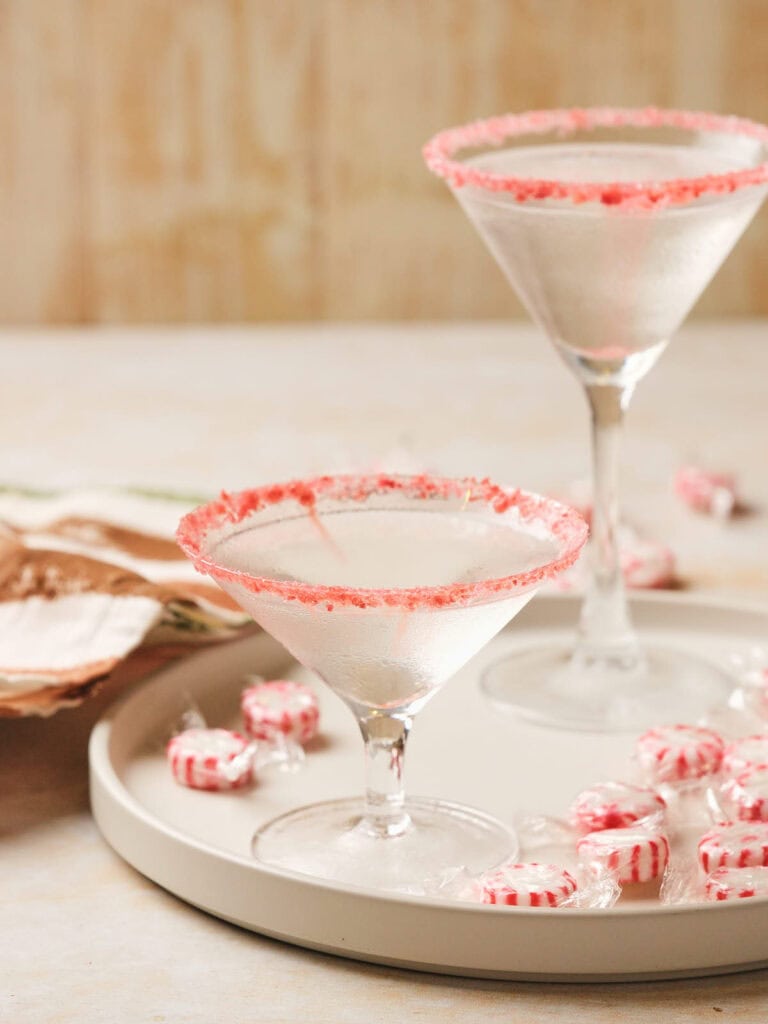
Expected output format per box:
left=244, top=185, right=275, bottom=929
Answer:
left=177, top=474, right=586, bottom=892
left=424, top=107, right=768, bottom=731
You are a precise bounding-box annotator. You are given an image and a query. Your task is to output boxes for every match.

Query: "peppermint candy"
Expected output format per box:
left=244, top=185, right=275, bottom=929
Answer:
left=241, top=679, right=319, bottom=744
left=577, top=828, right=670, bottom=884
left=569, top=781, right=666, bottom=833
left=481, top=863, right=577, bottom=908
left=721, top=764, right=768, bottom=821
left=698, top=821, right=768, bottom=874
left=636, top=724, right=725, bottom=784
left=167, top=728, right=253, bottom=791
left=704, top=865, right=768, bottom=901
left=674, top=465, right=737, bottom=518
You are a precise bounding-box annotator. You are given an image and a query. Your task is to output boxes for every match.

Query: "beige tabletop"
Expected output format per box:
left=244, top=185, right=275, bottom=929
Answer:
left=2, top=321, right=768, bottom=1022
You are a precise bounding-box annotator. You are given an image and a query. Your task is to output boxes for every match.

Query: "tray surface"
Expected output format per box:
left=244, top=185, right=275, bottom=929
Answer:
left=89, top=593, right=768, bottom=981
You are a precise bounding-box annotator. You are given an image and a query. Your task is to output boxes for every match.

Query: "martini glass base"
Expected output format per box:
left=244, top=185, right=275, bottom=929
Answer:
left=252, top=797, right=515, bottom=894
left=481, top=643, right=736, bottom=732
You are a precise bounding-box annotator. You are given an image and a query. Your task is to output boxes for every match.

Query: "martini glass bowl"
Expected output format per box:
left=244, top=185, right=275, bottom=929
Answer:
left=177, top=474, right=586, bottom=892
left=424, top=107, right=768, bottom=732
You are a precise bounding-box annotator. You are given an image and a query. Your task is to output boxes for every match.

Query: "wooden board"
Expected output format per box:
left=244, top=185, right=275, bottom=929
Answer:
left=0, top=0, right=767, bottom=323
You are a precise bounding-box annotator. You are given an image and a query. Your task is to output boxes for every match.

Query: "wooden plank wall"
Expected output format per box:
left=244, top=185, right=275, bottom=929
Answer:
left=1, top=0, right=766, bottom=324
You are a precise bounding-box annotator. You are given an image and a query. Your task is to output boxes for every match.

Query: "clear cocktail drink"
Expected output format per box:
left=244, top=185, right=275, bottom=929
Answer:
left=460, top=143, right=763, bottom=382
left=177, top=474, right=586, bottom=891
left=213, top=506, right=554, bottom=713
left=424, top=107, right=768, bottom=730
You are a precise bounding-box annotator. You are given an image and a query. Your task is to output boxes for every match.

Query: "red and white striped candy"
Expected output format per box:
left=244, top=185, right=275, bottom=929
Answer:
left=636, top=724, right=725, bottom=784
left=569, top=781, right=666, bottom=833
left=721, top=764, right=768, bottom=821
left=674, top=466, right=737, bottom=518
left=576, top=828, right=670, bottom=884
left=704, top=865, right=768, bottom=902
left=167, top=728, right=253, bottom=791
left=241, top=679, right=319, bottom=744
left=722, top=734, right=768, bottom=778
left=621, top=536, right=677, bottom=590
left=698, top=821, right=768, bottom=874
left=480, top=863, right=577, bottom=908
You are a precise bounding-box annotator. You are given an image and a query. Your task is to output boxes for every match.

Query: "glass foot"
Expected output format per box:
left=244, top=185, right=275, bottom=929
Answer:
left=481, top=643, right=736, bottom=732
left=252, top=797, right=515, bottom=894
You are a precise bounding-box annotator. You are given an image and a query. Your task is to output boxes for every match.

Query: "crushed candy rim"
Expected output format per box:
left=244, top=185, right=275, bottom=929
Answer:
left=176, top=473, right=588, bottom=611
left=423, top=106, right=768, bottom=209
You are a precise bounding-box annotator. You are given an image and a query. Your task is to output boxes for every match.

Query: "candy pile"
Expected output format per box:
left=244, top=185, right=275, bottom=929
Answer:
left=474, top=722, right=768, bottom=911
left=166, top=678, right=320, bottom=792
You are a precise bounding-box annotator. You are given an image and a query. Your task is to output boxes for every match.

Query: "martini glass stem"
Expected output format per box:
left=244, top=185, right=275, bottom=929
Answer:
left=574, top=382, right=643, bottom=670
left=358, top=712, right=412, bottom=839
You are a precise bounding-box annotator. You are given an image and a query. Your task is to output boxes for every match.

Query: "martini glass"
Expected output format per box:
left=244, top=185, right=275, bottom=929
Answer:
left=424, top=107, right=768, bottom=732
left=177, top=473, right=586, bottom=892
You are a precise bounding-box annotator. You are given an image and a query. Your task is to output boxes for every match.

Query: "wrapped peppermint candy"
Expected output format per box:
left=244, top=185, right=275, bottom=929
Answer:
left=720, top=764, right=768, bottom=821
left=167, top=727, right=255, bottom=791
left=635, top=724, right=725, bottom=833
left=569, top=781, right=666, bottom=833
left=674, top=465, right=738, bottom=519
left=480, top=862, right=578, bottom=908
left=241, top=677, right=320, bottom=772
left=704, top=865, right=768, bottom=902
left=698, top=821, right=768, bottom=874
left=577, top=827, right=670, bottom=886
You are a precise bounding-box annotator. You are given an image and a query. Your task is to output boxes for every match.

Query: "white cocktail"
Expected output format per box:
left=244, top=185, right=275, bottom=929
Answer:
left=424, top=107, right=768, bottom=730
left=177, top=474, right=586, bottom=891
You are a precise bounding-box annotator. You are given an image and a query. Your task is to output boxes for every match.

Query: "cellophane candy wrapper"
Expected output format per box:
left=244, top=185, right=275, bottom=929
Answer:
left=239, top=674, right=317, bottom=774
left=718, top=646, right=768, bottom=726
left=659, top=859, right=704, bottom=905
left=650, top=778, right=724, bottom=835
left=252, top=732, right=305, bottom=773
left=163, top=689, right=208, bottom=742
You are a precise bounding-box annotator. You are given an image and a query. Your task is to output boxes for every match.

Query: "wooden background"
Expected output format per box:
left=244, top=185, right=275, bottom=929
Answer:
left=2, top=0, right=767, bottom=324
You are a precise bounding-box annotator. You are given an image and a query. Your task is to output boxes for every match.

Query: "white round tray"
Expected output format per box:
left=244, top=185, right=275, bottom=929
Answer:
left=89, top=593, right=768, bottom=981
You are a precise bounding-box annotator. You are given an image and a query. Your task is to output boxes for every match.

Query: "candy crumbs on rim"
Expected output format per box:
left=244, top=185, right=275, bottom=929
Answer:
left=704, top=865, right=768, bottom=902
left=480, top=862, right=577, bottom=908
left=167, top=727, right=254, bottom=791
left=423, top=107, right=768, bottom=209
left=635, top=724, right=725, bottom=784
left=176, top=473, right=588, bottom=612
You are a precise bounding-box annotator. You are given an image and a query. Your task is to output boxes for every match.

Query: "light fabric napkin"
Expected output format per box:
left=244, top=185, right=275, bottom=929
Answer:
left=0, top=487, right=252, bottom=716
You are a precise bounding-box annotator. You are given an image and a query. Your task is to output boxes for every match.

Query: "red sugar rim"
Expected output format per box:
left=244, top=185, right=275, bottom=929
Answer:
left=176, top=473, right=587, bottom=611
left=423, top=106, right=768, bottom=208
